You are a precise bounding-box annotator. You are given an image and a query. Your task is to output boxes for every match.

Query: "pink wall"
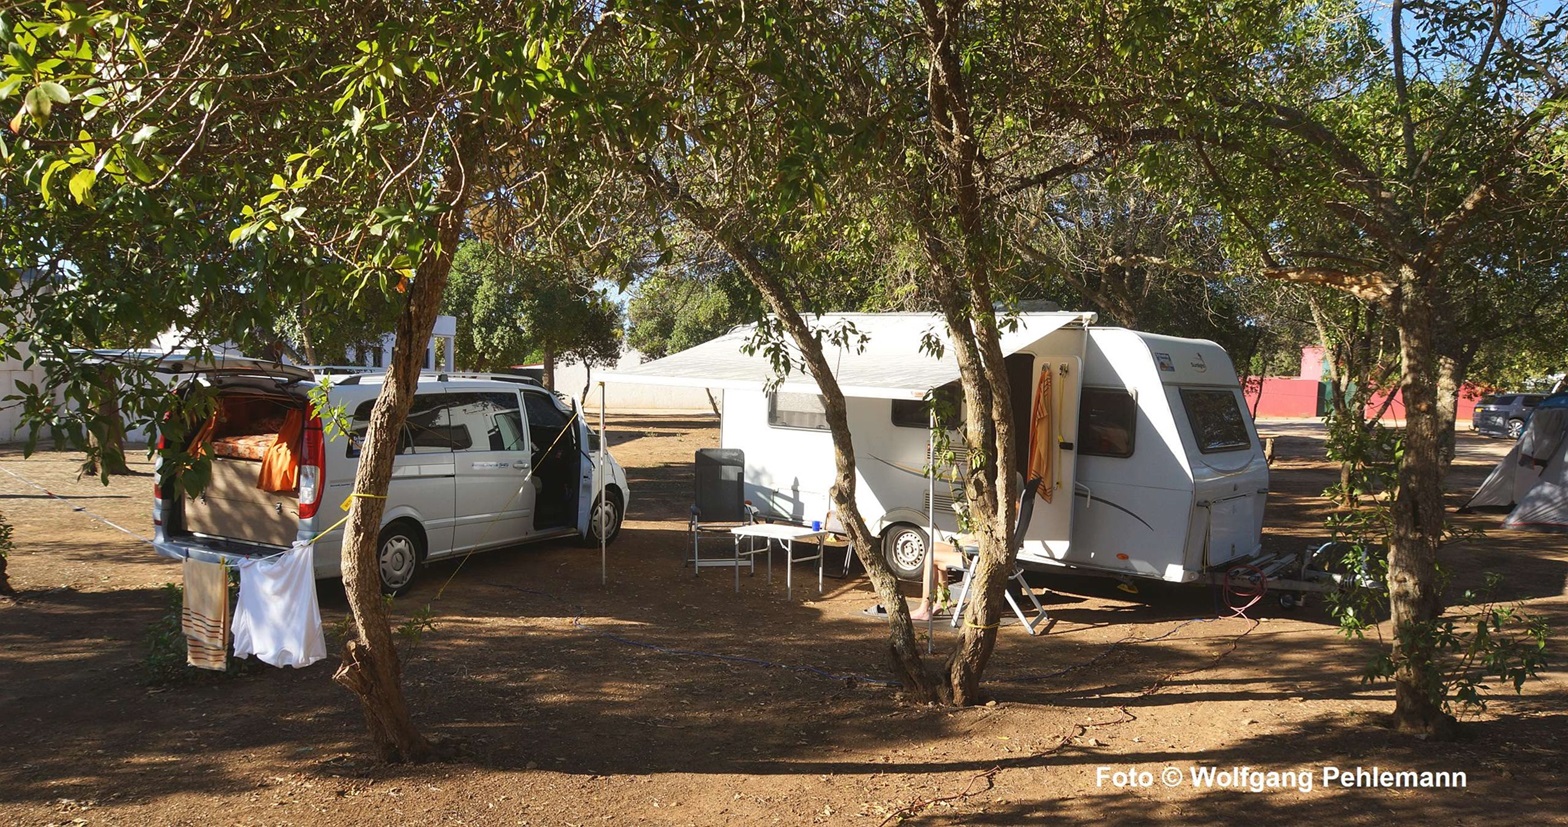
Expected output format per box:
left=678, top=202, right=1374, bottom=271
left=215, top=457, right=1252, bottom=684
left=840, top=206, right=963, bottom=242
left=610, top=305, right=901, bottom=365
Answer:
left=1244, top=377, right=1322, bottom=418
left=1366, top=386, right=1482, bottom=424
left=1243, top=346, right=1485, bottom=422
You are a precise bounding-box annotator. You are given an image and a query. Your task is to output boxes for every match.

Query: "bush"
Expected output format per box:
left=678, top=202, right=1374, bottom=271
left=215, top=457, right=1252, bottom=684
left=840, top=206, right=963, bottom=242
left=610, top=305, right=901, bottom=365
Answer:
left=141, top=580, right=248, bottom=685
left=0, top=509, right=15, bottom=596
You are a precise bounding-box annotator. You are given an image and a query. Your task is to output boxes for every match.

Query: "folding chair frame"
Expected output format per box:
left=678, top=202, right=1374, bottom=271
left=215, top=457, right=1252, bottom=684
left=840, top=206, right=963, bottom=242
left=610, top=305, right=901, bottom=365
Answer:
left=949, top=477, right=1050, bottom=635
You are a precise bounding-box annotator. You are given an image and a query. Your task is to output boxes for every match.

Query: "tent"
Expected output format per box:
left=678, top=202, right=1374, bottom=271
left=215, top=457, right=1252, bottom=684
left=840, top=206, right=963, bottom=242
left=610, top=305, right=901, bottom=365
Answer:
left=1464, top=406, right=1568, bottom=531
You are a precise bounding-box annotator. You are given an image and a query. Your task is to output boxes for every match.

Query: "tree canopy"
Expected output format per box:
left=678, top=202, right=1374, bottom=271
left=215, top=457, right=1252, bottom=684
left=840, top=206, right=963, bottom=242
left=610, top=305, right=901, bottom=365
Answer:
left=442, top=239, right=623, bottom=382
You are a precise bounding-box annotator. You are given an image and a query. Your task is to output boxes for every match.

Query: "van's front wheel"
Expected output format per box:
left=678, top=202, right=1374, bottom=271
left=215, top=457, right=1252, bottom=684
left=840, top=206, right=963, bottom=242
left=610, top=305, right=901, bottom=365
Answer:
left=580, top=491, right=623, bottom=546
left=377, top=522, right=424, bottom=595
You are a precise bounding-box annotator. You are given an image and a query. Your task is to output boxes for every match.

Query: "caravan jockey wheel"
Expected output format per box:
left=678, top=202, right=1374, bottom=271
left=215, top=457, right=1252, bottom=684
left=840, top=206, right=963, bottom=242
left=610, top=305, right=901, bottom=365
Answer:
left=1222, top=563, right=1268, bottom=617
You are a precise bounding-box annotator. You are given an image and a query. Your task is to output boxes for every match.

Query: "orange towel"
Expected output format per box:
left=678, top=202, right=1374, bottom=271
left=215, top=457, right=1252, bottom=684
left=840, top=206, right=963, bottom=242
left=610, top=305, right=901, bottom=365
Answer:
left=1026, top=368, right=1053, bottom=503
left=256, top=409, right=305, bottom=492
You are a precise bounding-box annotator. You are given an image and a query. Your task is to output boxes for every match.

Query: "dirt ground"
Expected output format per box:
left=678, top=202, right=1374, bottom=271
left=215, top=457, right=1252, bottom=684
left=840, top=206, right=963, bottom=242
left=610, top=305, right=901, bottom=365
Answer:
left=1, top=414, right=1564, bottom=826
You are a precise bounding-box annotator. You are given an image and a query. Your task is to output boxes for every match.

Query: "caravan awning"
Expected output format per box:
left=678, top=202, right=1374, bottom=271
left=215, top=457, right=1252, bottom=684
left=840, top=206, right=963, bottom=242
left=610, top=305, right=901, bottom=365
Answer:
left=601, top=312, right=1094, bottom=400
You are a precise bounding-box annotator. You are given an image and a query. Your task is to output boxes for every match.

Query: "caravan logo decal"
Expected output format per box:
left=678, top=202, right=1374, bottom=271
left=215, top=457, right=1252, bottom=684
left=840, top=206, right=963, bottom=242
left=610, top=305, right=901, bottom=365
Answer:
left=1189, top=353, right=1208, bottom=373
left=1155, top=353, right=1175, bottom=373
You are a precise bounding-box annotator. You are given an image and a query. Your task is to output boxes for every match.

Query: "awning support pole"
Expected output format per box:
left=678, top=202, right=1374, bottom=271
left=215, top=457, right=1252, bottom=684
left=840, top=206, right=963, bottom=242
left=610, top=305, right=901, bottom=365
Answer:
left=599, top=381, right=607, bottom=587
left=927, top=408, right=936, bottom=653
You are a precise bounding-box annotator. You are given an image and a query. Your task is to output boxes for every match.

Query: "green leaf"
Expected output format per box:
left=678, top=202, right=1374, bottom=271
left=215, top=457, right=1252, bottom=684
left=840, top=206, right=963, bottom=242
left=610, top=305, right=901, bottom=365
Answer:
left=38, top=81, right=70, bottom=104
left=39, top=159, right=69, bottom=204
left=122, top=151, right=155, bottom=183
left=68, top=167, right=96, bottom=204
left=24, top=86, right=50, bottom=121
left=130, top=123, right=157, bottom=144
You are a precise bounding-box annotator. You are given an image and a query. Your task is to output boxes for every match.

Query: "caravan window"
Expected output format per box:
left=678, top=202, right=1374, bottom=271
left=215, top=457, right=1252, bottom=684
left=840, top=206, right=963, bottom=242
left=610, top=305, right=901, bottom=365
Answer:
left=891, top=384, right=963, bottom=429
left=1078, top=388, right=1136, bottom=458
left=1180, top=388, right=1251, bottom=453
left=769, top=392, right=830, bottom=431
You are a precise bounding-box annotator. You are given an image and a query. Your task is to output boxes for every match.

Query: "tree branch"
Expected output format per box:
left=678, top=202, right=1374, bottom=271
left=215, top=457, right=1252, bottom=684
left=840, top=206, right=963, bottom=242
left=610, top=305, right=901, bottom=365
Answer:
left=1103, top=254, right=1394, bottom=301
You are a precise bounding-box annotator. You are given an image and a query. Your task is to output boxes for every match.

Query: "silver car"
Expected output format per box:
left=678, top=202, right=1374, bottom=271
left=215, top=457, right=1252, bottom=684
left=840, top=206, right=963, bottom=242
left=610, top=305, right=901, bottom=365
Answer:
left=153, top=363, right=629, bottom=593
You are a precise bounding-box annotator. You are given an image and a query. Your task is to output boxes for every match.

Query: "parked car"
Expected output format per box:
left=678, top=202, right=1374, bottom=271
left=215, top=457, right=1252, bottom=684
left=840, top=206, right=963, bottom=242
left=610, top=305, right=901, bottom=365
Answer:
left=153, top=359, right=629, bottom=593
left=1533, top=392, right=1568, bottom=411
left=1471, top=393, right=1547, bottom=439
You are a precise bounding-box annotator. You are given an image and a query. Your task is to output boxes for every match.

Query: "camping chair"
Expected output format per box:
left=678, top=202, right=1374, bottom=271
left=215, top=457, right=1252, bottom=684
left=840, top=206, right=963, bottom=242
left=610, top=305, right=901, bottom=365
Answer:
left=949, top=477, right=1050, bottom=635
left=813, top=508, right=856, bottom=578
left=688, top=448, right=762, bottom=577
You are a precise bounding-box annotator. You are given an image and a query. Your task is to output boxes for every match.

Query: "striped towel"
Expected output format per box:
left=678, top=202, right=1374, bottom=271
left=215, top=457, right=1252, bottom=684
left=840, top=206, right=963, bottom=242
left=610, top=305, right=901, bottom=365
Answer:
left=182, top=558, right=231, bottom=671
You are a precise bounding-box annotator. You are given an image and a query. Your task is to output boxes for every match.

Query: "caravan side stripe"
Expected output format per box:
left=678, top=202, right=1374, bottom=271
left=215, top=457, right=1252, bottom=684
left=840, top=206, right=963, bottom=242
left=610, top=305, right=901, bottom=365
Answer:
left=1072, top=490, right=1155, bottom=532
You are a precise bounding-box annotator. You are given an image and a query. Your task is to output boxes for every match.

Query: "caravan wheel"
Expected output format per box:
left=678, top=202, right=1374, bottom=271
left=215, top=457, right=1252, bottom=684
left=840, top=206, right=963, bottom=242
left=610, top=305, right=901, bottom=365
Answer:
left=882, top=524, right=928, bottom=581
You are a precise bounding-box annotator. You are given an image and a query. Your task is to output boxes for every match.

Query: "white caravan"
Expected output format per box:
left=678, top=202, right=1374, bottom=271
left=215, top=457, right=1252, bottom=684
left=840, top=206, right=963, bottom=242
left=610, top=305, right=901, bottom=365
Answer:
left=604, top=312, right=1269, bottom=586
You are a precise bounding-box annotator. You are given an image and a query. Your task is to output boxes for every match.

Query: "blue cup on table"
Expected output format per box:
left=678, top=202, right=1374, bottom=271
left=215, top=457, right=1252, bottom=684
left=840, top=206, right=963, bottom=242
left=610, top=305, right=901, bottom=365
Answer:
left=812, top=520, right=822, bottom=531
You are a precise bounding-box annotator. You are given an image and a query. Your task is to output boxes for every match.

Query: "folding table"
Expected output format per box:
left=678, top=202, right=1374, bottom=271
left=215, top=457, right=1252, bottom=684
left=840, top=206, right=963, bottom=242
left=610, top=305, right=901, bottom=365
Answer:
left=729, top=523, right=824, bottom=598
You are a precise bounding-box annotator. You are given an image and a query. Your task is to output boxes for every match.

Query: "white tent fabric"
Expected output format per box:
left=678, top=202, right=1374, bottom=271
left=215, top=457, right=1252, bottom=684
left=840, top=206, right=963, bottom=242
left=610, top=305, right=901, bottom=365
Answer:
left=1465, top=438, right=1525, bottom=509
left=1504, top=407, right=1568, bottom=532
left=601, top=312, right=1094, bottom=400
left=1465, top=407, right=1568, bottom=532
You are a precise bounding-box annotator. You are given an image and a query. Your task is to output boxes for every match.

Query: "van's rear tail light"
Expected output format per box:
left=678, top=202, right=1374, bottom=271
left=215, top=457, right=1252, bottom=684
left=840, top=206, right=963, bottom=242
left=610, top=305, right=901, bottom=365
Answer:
left=152, top=433, right=166, bottom=514
left=298, top=414, right=325, bottom=519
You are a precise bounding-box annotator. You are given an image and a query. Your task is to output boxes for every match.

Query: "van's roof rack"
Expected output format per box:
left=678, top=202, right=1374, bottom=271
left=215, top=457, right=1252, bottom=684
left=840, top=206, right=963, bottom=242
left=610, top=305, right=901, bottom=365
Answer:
left=303, top=365, right=383, bottom=385
left=293, top=367, right=548, bottom=389
left=437, top=371, right=545, bottom=387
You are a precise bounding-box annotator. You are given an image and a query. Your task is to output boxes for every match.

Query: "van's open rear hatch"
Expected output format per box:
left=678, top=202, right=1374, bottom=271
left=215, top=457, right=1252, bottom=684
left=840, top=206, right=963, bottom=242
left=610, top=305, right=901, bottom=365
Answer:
left=173, top=389, right=308, bottom=549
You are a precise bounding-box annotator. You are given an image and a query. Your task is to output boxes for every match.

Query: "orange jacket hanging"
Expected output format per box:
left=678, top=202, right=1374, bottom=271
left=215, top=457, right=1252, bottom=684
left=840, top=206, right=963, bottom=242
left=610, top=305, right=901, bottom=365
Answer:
left=256, top=409, right=304, bottom=493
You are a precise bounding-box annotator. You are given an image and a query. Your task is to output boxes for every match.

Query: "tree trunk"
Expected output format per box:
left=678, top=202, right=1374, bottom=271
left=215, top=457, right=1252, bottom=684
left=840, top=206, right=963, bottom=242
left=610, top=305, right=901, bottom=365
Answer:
left=299, top=301, right=319, bottom=366
left=331, top=147, right=472, bottom=763
left=749, top=273, right=938, bottom=699
left=0, top=546, right=14, bottom=597
left=917, top=0, right=1023, bottom=706
left=541, top=344, right=556, bottom=391
left=642, top=165, right=939, bottom=700
left=923, top=252, right=1017, bottom=705
left=82, top=364, right=130, bottom=479
left=1387, top=261, right=1457, bottom=739
left=1433, top=348, right=1473, bottom=474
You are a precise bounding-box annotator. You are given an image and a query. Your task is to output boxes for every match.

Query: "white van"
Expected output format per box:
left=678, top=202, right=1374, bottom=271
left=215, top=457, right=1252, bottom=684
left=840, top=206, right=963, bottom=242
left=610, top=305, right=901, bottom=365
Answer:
left=152, top=360, right=629, bottom=593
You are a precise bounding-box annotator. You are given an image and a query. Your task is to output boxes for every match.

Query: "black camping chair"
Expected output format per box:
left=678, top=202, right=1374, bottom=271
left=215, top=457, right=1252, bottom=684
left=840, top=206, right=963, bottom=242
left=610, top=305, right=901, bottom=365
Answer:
left=949, top=477, right=1050, bottom=635
left=688, top=448, right=761, bottom=577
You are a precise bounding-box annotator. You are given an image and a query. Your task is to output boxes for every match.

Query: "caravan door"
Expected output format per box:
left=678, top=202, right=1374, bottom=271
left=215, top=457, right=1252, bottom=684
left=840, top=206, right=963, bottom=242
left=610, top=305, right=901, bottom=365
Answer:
left=1016, top=355, right=1083, bottom=562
